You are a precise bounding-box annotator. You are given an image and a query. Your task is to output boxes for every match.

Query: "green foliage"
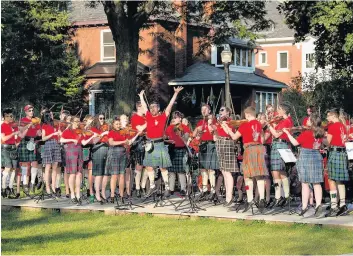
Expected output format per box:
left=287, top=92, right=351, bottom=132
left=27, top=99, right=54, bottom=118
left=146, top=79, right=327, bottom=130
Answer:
left=281, top=87, right=308, bottom=123
left=1, top=1, right=84, bottom=113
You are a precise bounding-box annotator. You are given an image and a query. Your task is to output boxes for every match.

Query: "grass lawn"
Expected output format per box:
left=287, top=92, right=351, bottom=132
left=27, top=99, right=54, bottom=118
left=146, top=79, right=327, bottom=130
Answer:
left=1, top=209, right=353, bottom=255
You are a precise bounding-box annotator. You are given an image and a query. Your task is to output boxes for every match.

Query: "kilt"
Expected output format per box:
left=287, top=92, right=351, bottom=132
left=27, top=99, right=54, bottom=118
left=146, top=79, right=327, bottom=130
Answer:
left=328, top=149, right=349, bottom=181
left=215, top=138, right=239, bottom=172
left=199, top=141, right=219, bottom=170
left=60, top=144, right=66, bottom=167
left=131, top=137, right=145, bottom=166
left=271, top=141, right=289, bottom=172
left=143, top=141, right=172, bottom=168
left=264, top=144, right=271, bottom=169
left=296, top=148, right=323, bottom=183
left=82, top=145, right=92, bottom=170
left=105, top=146, right=127, bottom=175
left=64, top=144, right=83, bottom=174
left=91, top=143, right=108, bottom=176
left=169, top=147, right=188, bottom=173
left=41, top=140, right=61, bottom=165
left=18, top=139, right=37, bottom=162
left=242, top=144, right=268, bottom=178
left=1, top=145, right=18, bottom=168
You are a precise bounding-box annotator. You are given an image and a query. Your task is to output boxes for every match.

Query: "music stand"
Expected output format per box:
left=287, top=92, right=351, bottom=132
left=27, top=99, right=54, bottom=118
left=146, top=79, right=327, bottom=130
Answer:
left=32, top=180, right=58, bottom=203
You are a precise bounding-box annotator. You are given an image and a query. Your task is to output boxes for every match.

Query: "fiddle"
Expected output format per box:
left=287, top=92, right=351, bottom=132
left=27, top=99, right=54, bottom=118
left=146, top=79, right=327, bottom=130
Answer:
left=118, top=126, right=138, bottom=137
left=286, top=126, right=310, bottom=133
left=173, top=123, right=184, bottom=134
left=228, top=119, right=248, bottom=128
left=268, top=116, right=284, bottom=125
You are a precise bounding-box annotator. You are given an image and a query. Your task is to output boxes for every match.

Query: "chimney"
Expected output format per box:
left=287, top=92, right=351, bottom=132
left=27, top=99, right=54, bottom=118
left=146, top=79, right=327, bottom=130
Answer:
left=174, top=0, right=187, bottom=78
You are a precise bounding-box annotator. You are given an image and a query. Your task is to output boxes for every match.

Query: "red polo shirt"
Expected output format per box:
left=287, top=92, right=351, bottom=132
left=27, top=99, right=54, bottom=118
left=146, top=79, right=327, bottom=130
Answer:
left=145, top=111, right=167, bottom=139
left=21, top=117, right=41, bottom=137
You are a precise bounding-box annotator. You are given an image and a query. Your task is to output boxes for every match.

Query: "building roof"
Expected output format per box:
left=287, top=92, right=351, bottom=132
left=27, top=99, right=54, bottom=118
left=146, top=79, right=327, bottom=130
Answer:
left=68, top=1, right=107, bottom=25
left=85, top=62, right=151, bottom=79
left=168, top=62, right=286, bottom=89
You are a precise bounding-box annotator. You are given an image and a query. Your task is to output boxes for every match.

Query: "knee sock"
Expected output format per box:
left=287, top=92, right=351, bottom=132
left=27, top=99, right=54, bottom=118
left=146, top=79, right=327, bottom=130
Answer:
left=2, top=171, right=9, bottom=189
left=147, top=171, right=155, bottom=189
left=141, top=169, right=149, bottom=189
left=21, top=166, right=28, bottom=186
left=201, top=171, right=208, bottom=192
left=209, top=170, right=216, bottom=193
left=30, top=167, right=38, bottom=185
left=257, top=179, right=265, bottom=200
left=281, top=177, right=290, bottom=198
left=178, top=173, right=187, bottom=191
left=56, top=173, right=61, bottom=188
left=168, top=172, right=176, bottom=191
left=245, top=178, right=254, bottom=202
left=330, top=190, right=338, bottom=208
left=9, top=171, right=16, bottom=189
left=135, top=170, right=142, bottom=190
left=337, top=184, right=346, bottom=207
left=274, top=179, right=282, bottom=199
left=161, top=171, right=169, bottom=190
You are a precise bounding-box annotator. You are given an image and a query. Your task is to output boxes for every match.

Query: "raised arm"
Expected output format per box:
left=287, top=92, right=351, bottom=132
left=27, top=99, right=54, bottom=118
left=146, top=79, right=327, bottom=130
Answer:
left=165, top=86, right=184, bottom=117
left=138, top=90, right=148, bottom=115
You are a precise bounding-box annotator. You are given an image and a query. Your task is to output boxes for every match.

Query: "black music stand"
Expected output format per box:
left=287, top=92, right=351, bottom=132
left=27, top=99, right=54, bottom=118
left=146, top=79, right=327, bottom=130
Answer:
left=33, top=180, right=58, bottom=203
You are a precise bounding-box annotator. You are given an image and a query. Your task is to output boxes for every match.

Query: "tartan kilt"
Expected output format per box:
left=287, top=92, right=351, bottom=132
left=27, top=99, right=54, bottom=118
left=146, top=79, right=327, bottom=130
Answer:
left=143, top=141, right=172, bottom=168
left=64, top=144, right=83, bottom=174
left=18, top=139, right=37, bottom=162
left=82, top=145, right=92, bottom=170
left=215, top=138, right=239, bottom=172
left=105, top=146, right=127, bottom=175
left=271, top=141, right=289, bottom=172
left=91, top=144, right=108, bottom=176
left=1, top=145, right=18, bottom=168
left=60, top=144, right=66, bottom=167
left=296, top=148, right=323, bottom=183
left=130, top=137, right=145, bottom=166
left=328, top=149, right=349, bottom=181
left=199, top=142, right=219, bottom=170
left=168, top=147, right=188, bottom=173
left=242, top=144, right=268, bottom=178
left=41, top=140, right=61, bottom=165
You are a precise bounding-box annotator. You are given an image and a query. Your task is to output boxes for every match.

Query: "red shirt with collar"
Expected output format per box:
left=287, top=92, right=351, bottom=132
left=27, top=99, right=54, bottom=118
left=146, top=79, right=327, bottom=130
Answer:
left=328, top=122, right=346, bottom=147
left=42, top=124, right=58, bottom=141
left=165, top=124, right=191, bottom=148
left=297, top=130, right=323, bottom=149
left=21, top=117, right=41, bottom=137
left=238, top=120, right=262, bottom=144
left=145, top=111, right=167, bottom=139
left=275, top=117, right=294, bottom=141
left=1, top=122, right=16, bottom=144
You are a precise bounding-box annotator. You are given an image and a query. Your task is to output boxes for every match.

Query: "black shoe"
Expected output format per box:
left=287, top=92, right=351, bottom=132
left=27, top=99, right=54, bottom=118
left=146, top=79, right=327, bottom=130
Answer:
left=314, top=204, right=323, bottom=217
left=265, top=198, right=273, bottom=208
left=223, top=200, right=233, bottom=207
left=86, top=189, right=90, bottom=197
left=325, top=207, right=340, bottom=217
left=180, top=190, right=186, bottom=197
left=279, top=197, right=290, bottom=207
left=270, top=197, right=283, bottom=208
left=1, top=189, right=7, bottom=198
left=136, top=189, right=141, bottom=198
left=208, top=192, right=216, bottom=201
left=76, top=198, right=82, bottom=206
left=55, top=188, right=60, bottom=197
left=243, top=200, right=255, bottom=213
left=36, top=180, right=43, bottom=190
left=110, top=197, right=115, bottom=204
left=336, top=205, right=348, bottom=216
left=298, top=206, right=309, bottom=216
left=6, top=186, right=11, bottom=197
left=71, top=197, right=78, bottom=204
left=14, top=193, right=20, bottom=199
left=258, top=199, right=266, bottom=213
left=254, top=200, right=259, bottom=208
left=145, top=186, right=157, bottom=198
left=235, top=197, right=244, bottom=204
left=66, top=194, right=70, bottom=199
left=118, top=197, right=124, bottom=205
left=164, top=190, right=171, bottom=198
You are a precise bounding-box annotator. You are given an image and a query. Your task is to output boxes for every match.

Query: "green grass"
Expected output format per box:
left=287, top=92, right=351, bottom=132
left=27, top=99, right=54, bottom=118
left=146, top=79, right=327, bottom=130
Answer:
left=1, top=209, right=353, bottom=255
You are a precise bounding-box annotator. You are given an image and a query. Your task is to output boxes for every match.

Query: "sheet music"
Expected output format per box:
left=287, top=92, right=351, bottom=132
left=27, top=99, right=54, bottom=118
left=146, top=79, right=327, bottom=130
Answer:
left=277, top=148, right=297, bottom=163
left=345, top=142, right=353, bottom=160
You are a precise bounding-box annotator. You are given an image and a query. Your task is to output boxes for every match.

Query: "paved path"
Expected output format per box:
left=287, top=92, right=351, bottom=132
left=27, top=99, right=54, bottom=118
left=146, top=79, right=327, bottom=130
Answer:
left=2, top=195, right=352, bottom=228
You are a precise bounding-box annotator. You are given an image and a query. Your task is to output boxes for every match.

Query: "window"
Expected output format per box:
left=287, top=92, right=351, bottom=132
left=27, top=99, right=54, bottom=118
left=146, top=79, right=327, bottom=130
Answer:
left=215, top=46, right=253, bottom=68
left=259, top=52, right=267, bottom=65
left=277, top=51, right=288, bottom=70
left=305, top=53, right=315, bottom=68
left=101, top=30, right=115, bottom=62
left=255, top=91, right=278, bottom=113
left=235, top=48, right=241, bottom=66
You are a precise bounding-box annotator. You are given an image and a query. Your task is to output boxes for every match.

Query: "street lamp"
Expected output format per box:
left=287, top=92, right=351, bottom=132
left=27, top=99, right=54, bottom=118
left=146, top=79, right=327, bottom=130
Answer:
left=221, top=44, right=232, bottom=109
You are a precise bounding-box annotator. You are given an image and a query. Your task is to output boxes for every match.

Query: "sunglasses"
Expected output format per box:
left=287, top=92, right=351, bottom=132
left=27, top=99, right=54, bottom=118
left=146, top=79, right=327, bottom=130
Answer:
left=99, top=117, right=105, bottom=120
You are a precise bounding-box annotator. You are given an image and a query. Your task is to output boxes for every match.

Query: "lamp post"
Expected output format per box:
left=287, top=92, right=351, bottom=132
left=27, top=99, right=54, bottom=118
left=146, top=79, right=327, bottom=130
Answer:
left=221, top=45, right=232, bottom=109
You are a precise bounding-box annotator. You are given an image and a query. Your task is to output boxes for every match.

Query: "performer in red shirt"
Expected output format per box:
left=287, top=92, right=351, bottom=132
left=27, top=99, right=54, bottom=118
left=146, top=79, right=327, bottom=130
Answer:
left=267, top=103, right=294, bottom=208
left=1, top=108, right=19, bottom=198
left=130, top=102, right=147, bottom=198
left=325, top=108, right=349, bottom=216
left=283, top=114, right=325, bottom=217
left=302, top=105, right=315, bottom=127
left=165, top=111, right=191, bottom=196
left=138, top=86, right=183, bottom=198
left=223, top=107, right=268, bottom=213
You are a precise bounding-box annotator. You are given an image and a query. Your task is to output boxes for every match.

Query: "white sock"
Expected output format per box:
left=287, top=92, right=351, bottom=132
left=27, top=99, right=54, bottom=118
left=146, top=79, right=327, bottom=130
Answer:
left=168, top=172, right=176, bottom=191
left=135, top=170, right=142, bottom=190
left=245, top=178, right=254, bottom=202
left=161, top=171, right=169, bottom=190
left=330, top=190, right=338, bottom=208
left=147, top=170, right=155, bottom=189
left=337, top=184, right=346, bottom=207
left=2, top=171, right=9, bottom=189
left=178, top=173, right=187, bottom=191
left=257, top=179, right=265, bottom=200
left=56, top=173, right=61, bottom=188
left=274, top=179, right=282, bottom=199
left=30, top=167, right=38, bottom=185
left=201, top=171, right=208, bottom=192
left=141, top=169, right=149, bottom=189
left=209, top=170, right=216, bottom=193
left=9, top=171, right=16, bottom=188
left=21, top=166, right=28, bottom=185
left=282, top=177, right=290, bottom=198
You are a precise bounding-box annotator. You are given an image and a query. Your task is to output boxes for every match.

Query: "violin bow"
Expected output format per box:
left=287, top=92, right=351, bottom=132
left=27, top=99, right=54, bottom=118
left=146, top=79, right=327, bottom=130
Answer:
left=49, top=103, right=56, bottom=111
left=143, top=91, right=150, bottom=109
left=213, top=88, right=222, bottom=116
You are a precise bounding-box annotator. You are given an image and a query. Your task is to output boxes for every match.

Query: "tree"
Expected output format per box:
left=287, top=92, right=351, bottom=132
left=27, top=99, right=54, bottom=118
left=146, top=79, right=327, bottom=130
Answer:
left=88, top=1, right=272, bottom=114
left=1, top=1, right=85, bottom=114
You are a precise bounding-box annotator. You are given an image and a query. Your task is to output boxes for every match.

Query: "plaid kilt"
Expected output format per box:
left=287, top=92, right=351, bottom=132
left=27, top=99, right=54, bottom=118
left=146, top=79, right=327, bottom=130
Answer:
left=60, top=144, right=66, bottom=167
left=91, top=144, right=108, bottom=176
left=105, top=146, right=127, bottom=175
left=82, top=145, right=92, bottom=170
left=296, top=148, right=323, bottom=183
left=199, top=142, right=219, bottom=170
left=215, top=138, right=239, bottom=172
left=271, top=141, right=289, bottom=172
left=1, top=145, right=18, bottom=168
left=41, top=140, right=61, bottom=165
left=242, top=144, right=268, bottom=178
left=18, top=139, right=37, bottom=162
left=143, top=141, right=172, bottom=168
left=64, top=144, right=83, bottom=174
left=328, top=149, right=349, bottom=181
left=130, top=137, right=145, bottom=166
left=168, top=147, right=188, bottom=173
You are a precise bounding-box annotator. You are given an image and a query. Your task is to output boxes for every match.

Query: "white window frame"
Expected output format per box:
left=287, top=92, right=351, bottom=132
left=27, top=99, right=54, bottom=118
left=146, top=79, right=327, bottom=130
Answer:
left=276, top=51, right=289, bottom=72
left=100, top=29, right=115, bottom=62
left=258, top=52, right=268, bottom=66
left=255, top=91, right=279, bottom=113
left=305, top=53, right=315, bottom=69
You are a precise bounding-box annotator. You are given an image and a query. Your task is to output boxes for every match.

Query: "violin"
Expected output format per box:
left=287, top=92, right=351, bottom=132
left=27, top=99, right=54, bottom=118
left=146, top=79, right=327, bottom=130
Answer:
left=118, top=126, right=138, bottom=137
left=53, top=119, right=71, bottom=130
left=287, top=126, right=310, bottom=133
left=268, top=116, right=284, bottom=125
left=173, top=123, right=184, bottom=134
left=101, top=123, right=110, bottom=132
left=11, top=117, right=41, bottom=128
left=228, top=119, right=248, bottom=128
left=75, top=129, right=94, bottom=137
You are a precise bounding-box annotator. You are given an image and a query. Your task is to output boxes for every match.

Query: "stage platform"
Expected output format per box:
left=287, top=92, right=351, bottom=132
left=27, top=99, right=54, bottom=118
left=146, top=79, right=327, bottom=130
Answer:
left=2, top=194, right=353, bottom=229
